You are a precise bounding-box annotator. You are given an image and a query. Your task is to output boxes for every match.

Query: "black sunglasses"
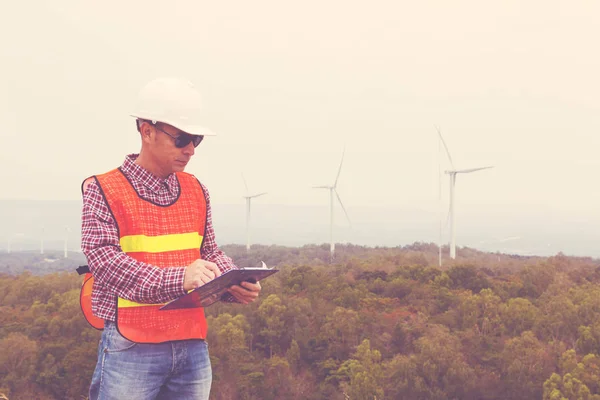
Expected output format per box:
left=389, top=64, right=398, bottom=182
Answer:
left=154, top=124, right=204, bottom=148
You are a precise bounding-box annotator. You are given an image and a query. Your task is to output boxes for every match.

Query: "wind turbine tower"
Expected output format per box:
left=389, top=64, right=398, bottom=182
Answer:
left=436, top=127, right=493, bottom=259
left=313, top=148, right=351, bottom=262
left=242, top=174, right=267, bottom=251
left=64, top=226, right=70, bottom=258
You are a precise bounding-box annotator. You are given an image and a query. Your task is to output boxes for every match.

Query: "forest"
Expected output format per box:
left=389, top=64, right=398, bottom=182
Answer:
left=2, top=243, right=600, bottom=400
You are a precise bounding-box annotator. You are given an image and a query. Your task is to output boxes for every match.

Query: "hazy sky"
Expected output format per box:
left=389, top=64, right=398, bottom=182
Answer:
left=1, top=0, right=600, bottom=223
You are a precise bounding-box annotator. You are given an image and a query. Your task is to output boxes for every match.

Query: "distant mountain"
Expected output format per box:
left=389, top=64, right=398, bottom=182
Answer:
left=1, top=199, right=599, bottom=258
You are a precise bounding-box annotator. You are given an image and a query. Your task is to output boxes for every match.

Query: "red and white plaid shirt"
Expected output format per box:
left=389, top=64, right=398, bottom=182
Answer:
left=81, top=154, right=238, bottom=321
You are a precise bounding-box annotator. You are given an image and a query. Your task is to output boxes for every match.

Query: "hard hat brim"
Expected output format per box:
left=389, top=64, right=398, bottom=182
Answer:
left=130, top=115, right=217, bottom=136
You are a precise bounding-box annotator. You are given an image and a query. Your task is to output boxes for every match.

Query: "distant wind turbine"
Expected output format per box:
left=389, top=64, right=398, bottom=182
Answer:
left=313, top=148, right=351, bottom=262
left=242, top=174, right=267, bottom=251
left=436, top=126, right=493, bottom=259
left=64, top=226, right=70, bottom=258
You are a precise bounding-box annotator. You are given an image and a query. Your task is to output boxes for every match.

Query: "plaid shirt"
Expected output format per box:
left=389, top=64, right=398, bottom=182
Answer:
left=81, top=154, right=238, bottom=321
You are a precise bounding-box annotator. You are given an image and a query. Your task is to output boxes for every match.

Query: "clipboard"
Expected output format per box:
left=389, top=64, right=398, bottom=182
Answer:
left=159, top=261, right=279, bottom=310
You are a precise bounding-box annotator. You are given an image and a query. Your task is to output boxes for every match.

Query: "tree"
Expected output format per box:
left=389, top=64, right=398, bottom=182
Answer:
left=336, top=339, right=384, bottom=400
left=286, top=339, right=301, bottom=373
left=447, top=265, right=489, bottom=293
left=543, top=372, right=599, bottom=400
left=548, top=351, right=600, bottom=397
left=502, top=297, right=539, bottom=336
left=534, top=294, right=579, bottom=343
left=322, top=307, right=362, bottom=360
left=501, top=331, right=555, bottom=399
left=519, top=263, right=556, bottom=298
left=256, top=295, right=287, bottom=358
left=0, top=333, right=39, bottom=394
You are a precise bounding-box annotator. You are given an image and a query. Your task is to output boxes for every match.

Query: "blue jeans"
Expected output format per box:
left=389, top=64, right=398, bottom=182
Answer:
left=89, top=321, right=212, bottom=400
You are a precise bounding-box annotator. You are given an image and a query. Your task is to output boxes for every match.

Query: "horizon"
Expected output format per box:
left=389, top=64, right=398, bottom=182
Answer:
left=1, top=199, right=599, bottom=259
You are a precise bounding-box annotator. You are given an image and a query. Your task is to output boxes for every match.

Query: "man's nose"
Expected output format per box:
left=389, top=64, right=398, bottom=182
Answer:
left=182, top=141, right=195, bottom=156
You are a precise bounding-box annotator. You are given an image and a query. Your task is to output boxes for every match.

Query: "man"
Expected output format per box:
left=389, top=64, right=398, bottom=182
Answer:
left=80, top=77, right=261, bottom=400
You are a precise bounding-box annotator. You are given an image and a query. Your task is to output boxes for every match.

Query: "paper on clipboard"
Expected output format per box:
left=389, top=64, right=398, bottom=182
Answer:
left=159, top=261, right=278, bottom=310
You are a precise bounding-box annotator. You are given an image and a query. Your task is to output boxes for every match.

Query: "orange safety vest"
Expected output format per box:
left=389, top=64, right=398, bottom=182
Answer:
left=79, top=168, right=208, bottom=343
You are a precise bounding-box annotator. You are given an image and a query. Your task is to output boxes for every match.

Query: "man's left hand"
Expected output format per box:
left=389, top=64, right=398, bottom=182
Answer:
left=227, top=281, right=261, bottom=304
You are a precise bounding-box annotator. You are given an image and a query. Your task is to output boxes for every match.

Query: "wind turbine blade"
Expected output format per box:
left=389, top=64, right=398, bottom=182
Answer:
left=242, top=173, right=249, bottom=196
left=455, top=166, right=494, bottom=174
left=334, top=189, right=351, bottom=226
left=313, top=185, right=331, bottom=189
left=435, top=126, right=455, bottom=169
left=333, top=147, right=346, bottom=187
left=250, top=192, right=268, bottom=198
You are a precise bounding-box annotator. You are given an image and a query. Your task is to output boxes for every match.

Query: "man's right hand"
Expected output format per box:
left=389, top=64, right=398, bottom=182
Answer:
left=183, top=259, right=222, bottom=291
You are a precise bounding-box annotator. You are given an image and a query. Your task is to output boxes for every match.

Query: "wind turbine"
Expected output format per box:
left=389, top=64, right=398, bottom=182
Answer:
left=313, top=148, right=351, bottom=262
left=64, top=226, right=70, bottom=258
left=242, top=174, right=267, bottom=251
left=436, top=126, right=493, bottom=259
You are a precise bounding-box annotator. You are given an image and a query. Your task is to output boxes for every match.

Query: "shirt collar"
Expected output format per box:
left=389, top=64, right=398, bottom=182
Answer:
left=121, top=154, right=179, bottom=194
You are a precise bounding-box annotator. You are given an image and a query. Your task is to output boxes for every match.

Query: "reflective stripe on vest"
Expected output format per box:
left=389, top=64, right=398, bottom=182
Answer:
left=120, top=232, right=203, bottom=254
left=94, top=168, right=208, bottom=344
left=116, top=232, right=203, bottom=308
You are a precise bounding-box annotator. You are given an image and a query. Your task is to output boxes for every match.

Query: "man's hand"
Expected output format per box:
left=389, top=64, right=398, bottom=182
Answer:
left=183, top=259, right=221, bottom=291
left=228, top=281, right=262, bottom=305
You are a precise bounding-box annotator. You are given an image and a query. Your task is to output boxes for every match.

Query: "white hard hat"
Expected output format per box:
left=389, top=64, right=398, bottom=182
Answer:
left=131, top=77, right=216, bottom=136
